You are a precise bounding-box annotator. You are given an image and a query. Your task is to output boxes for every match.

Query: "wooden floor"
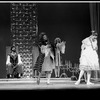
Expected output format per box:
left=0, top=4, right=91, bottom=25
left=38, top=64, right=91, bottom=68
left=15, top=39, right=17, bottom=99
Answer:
left=0, top=78, right=100, bottom=90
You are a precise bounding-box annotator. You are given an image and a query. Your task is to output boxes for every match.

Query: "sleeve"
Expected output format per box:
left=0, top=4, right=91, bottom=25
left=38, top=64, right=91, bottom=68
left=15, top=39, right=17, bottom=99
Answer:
left=82, top=38, right=88, bottom=44
left=81, top=43, right=86, bottom=50
left=6, top=55, right=11, bottom=65
left=50, top=50, right=54, bottom=60
left=18, top=54, right=23, bottom=65
left=82, top=37, right=91, bottom=46
left=92, top=39, right=98, bottom=50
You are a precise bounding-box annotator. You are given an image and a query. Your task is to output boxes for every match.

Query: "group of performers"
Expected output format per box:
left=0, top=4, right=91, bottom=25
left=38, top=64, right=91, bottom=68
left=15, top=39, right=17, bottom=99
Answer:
left=6, top=32, right=66, bottom=84
left=32, top=32, right=66, bottom=84
left=6, top=30, right=100, bottom=85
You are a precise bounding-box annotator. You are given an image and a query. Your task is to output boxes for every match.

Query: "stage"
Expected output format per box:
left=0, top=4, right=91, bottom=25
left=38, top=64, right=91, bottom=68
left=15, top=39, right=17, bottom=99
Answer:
left=0, top=78, right=100, bottom=90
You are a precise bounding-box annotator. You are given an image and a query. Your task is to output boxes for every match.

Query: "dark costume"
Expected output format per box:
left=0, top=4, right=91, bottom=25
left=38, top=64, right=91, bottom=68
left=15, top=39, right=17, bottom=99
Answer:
left=6, top=53, right=23, bottom=78
left=33, top=39, right=48, bottom=72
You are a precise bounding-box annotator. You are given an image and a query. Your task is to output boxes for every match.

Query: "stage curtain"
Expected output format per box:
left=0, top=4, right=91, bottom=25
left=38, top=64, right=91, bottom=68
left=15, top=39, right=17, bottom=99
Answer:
left=89, top=3, right=100, bottom=79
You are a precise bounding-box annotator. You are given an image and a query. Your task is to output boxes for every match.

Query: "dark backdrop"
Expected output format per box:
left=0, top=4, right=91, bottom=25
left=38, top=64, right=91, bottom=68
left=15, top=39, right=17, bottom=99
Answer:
left=0, top=3, right=92, bottom=78
left=0, top=3, right=10, bottom=78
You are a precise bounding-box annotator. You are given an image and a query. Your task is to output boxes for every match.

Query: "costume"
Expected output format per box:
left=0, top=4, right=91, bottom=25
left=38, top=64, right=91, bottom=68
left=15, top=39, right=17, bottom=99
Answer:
left=54, top=42, right=62, bottom=77
left=6, top=53, right=23, bottom=78
left=42, top=46, right=55, bottom=73
left=33, top=51, right=45, bottom=72
left=34, top=37, right=55, bottom=75
left=55, top=43, right=62, bottom=67
left=79, top=36, right=99, bottom=71
left=33, top=38, right=49, bottom=73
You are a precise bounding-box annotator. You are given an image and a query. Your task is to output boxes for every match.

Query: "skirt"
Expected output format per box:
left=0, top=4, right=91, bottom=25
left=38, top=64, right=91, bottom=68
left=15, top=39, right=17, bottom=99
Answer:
left=33, top=52, right=45, bottom=72
left=42, top=54, right=55, bottom=72
left=79, top=47, right=99, bottom=71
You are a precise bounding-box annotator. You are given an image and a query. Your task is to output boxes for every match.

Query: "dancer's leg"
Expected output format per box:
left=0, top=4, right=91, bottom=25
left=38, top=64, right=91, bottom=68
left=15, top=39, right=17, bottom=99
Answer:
left=58, top=66, right=60, bottom=77
left=75, top=70, right=84, bottom=85
left=54, top=67, right=57, bottom=77
left=87, top=71, right=94, bottom=85
left=47, top=71, right=52, bottom=84
left=37, top=71, right=41, bottom=85
left=6, top=65, right=13, bottom=78
left=57, top=67, right=58, bottom=77
left=84, top=72, right=87, bottom=82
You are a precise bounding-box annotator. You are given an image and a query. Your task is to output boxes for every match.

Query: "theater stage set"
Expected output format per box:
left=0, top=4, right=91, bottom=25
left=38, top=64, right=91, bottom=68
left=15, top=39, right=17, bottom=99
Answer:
left=0, top=2, right=100, bottom=90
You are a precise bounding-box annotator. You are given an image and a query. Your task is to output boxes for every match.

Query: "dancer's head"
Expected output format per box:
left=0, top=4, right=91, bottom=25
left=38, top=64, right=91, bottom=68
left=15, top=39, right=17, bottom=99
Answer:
left=91, top=30, right=98, bottom=39
left=54, top=38, right=61, bottom=44
left=10, top=46, right=17, bottom=55
left=11, top=46, right=16, bottom=52
left=39, top=32, right=48, bottom=40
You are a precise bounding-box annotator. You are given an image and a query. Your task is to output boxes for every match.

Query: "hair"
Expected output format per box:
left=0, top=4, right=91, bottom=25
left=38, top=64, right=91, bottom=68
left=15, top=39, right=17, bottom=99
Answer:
left=54, top=38, right=61, bottom=44
left=39, top=32, right=46, bottom=39
left=91, top=30, right=98, bottom=36
left=92, top=32, right=98, bottom=36
left=11, top=46, right=16, bottom=52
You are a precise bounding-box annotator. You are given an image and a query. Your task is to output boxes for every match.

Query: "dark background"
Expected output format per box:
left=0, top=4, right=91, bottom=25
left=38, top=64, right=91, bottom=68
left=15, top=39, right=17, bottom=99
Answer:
left=0, top=3, right=93, bottom=78
left=0, top=3, right=10, bottom=78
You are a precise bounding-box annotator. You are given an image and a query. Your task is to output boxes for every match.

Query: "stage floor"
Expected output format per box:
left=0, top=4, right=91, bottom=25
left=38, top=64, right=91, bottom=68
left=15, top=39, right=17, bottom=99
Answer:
left=0, top=78, right=100, bottom=90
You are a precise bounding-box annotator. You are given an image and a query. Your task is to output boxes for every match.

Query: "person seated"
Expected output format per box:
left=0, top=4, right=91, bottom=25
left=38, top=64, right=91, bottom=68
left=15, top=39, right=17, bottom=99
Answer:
left=6, top=46, right=23, bottom=78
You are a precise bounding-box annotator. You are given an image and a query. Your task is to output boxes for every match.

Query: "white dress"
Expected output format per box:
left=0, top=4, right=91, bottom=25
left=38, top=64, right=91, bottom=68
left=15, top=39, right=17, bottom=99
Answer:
left=41, top=45, right=55, bottom=72
left=79, top=37, right=99, bottom=71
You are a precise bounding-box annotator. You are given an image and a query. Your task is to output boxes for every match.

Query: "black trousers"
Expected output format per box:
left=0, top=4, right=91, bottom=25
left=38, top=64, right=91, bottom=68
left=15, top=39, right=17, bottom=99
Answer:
left=6, top=64, right=23, bottom=77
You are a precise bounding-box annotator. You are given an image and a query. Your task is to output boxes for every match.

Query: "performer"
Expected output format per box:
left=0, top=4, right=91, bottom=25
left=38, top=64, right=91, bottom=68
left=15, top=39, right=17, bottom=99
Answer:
left=54, top=38, right=66, bottom=78
left=34, top=32, right=55, bottom=85
left=75, top=31, right=99, bottom=85
left=6, top=46, right=23, bottom=78
left=42, top=44, right=55, bottom=84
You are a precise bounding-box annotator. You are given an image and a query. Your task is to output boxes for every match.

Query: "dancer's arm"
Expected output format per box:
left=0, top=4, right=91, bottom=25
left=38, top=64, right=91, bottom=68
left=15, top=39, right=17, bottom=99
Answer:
left=6, top=55, right=11, bottom=65
left=18, top=54, right=23, bottom=65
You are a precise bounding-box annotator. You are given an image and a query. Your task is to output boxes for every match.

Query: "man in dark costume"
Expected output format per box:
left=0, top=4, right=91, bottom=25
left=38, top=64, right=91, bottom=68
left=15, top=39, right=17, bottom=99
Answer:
left=6, top=46, right=23, bottom=78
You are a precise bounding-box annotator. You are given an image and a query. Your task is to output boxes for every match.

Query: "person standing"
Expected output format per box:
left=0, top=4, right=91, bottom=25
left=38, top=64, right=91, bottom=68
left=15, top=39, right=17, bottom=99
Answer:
left=54, top=38, right=62, bottom=78
left=75, top=31, right=99, bottom=85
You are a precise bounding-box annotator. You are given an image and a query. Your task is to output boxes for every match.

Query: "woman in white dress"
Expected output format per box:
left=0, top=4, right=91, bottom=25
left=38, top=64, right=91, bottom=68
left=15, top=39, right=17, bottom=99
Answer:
left=75, top=31, right=99, bottom=85
left=41, top=44, right=55, bottom=84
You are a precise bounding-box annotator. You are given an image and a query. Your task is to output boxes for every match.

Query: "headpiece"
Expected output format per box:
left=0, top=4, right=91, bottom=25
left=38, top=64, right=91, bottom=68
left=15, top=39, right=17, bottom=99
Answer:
left=54, top=37, right=61, bottom=43
left=91, top=30, right=98, bottom=36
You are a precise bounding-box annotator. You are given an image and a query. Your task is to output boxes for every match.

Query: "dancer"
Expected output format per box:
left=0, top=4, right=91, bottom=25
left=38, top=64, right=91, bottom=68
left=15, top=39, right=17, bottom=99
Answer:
left=6, top=46, right=23, bottom=78
left=54, top=38, right=61, bottom=78
left=34, top=32, right=55, bottom=85
left=42, top=44, right=55, bottom=84
left=54, top=38, right=66, bottom=78
left=75, top=31, right=99, bottom=85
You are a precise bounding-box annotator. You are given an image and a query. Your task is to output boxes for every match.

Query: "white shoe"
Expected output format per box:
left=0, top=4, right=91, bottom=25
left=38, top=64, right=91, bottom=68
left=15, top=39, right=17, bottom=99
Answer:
left=19, top=74, right=21, bottom=77
left=87, top=82, right=94, bottom=85
left=75, top=80, right=80, bottom=85
left=46, top=80, right=50, bottom=85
